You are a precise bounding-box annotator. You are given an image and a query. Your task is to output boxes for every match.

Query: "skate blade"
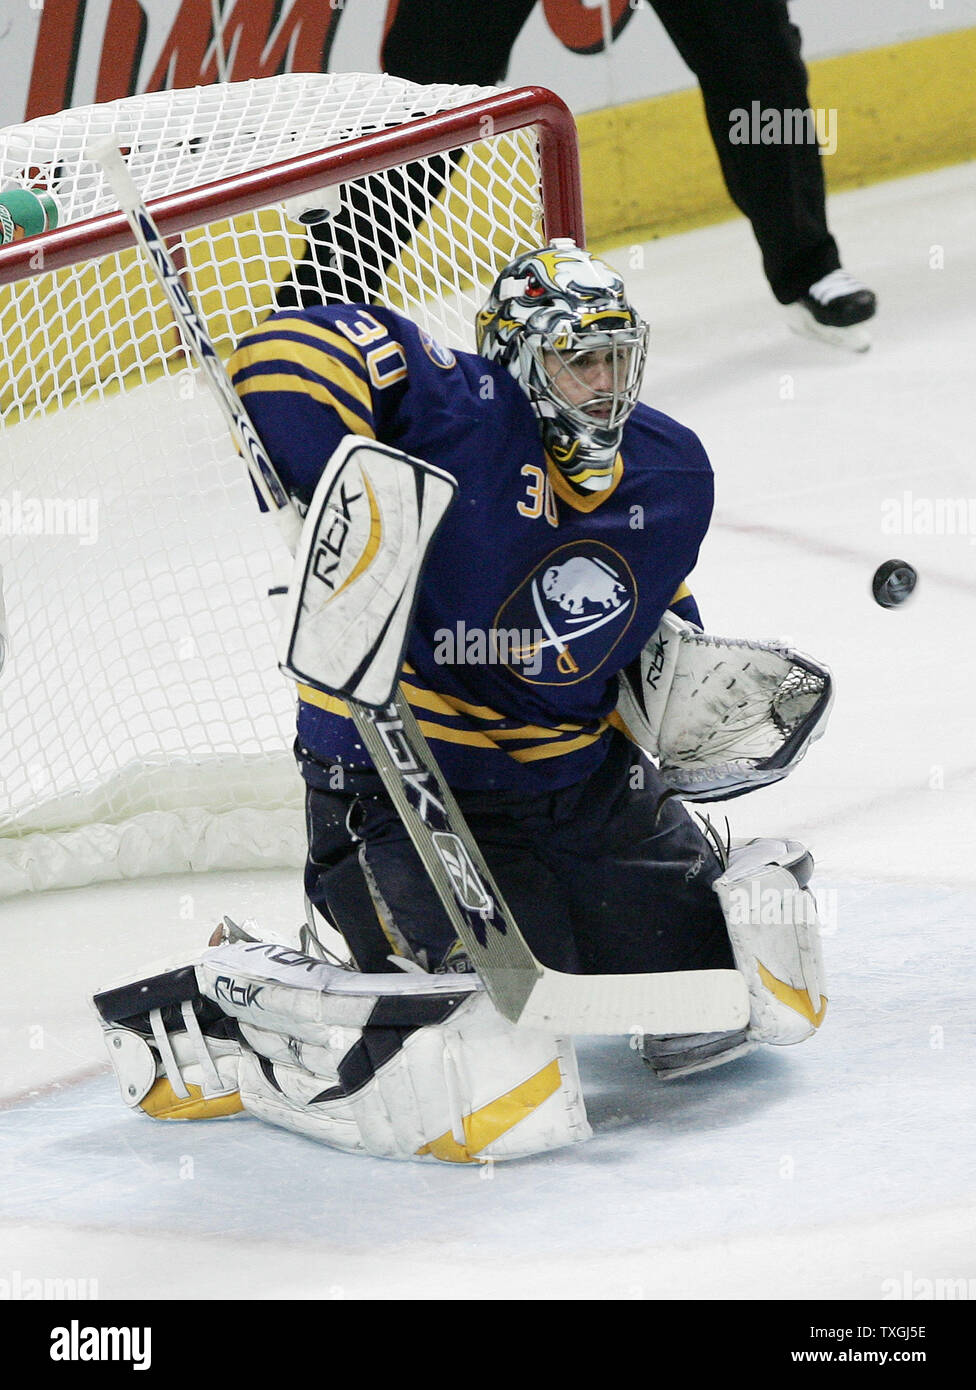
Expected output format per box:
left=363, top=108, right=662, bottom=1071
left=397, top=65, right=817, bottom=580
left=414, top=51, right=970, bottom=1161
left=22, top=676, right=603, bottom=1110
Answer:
left=785, top=304, right=872, bottom=353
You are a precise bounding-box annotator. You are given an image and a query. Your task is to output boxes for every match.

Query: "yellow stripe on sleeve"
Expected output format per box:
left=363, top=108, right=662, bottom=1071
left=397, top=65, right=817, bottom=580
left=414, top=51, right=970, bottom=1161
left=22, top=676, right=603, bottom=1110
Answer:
left=234, top=338, right=374, bottom=416
left=258, top=316, right=371, bottom=367
left=236, top=373, right=375, bottom=438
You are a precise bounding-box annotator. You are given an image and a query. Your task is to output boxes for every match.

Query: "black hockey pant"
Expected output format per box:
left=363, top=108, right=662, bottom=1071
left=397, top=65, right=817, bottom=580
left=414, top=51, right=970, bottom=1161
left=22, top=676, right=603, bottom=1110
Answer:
left=302, top=734, right=734, bottom=976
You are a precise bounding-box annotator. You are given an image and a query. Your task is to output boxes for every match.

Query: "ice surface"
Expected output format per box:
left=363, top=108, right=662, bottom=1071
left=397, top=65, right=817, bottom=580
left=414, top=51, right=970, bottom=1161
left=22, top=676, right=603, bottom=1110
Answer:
left=1, top=162, right=974, bottom=1302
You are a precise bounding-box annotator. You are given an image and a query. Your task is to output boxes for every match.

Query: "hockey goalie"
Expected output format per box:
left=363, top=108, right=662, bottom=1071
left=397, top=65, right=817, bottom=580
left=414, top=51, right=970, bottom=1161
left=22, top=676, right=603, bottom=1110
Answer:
left=94, top=241, right=831, bottom=1163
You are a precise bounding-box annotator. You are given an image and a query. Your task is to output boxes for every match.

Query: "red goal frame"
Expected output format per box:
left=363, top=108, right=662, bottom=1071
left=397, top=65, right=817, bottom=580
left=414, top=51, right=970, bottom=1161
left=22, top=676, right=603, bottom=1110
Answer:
left=0, top=86, right=585, bottom=286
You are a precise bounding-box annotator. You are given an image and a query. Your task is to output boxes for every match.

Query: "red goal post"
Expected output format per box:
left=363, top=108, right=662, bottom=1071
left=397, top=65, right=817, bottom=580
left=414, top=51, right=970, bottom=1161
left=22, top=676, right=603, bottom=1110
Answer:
left=0, top=74, right=584, bottom=897
left=0, top=85, right=583, bottom=286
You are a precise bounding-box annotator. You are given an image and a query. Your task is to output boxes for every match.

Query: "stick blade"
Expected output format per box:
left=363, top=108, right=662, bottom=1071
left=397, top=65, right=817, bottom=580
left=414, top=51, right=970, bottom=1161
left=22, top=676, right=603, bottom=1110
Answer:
left=515, top=967, right=749, bottom=1036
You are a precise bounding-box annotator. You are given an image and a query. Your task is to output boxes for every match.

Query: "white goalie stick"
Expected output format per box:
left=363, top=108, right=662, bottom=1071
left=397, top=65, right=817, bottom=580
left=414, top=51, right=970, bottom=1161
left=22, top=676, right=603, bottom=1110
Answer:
left=94, top=141, right=748, bottom=1035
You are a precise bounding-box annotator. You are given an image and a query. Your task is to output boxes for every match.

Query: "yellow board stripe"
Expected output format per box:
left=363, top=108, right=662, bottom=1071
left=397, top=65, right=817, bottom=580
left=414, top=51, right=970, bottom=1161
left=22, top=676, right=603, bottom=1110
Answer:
left=757, top=961, right=828, bottom=1029
left=671, top=581, right=692, bottom=604
left=417, top=1058, right=563, bottom=1163
left=579, top=27, right=976, bottom=249
left=236, top=372, right=374, bottom=438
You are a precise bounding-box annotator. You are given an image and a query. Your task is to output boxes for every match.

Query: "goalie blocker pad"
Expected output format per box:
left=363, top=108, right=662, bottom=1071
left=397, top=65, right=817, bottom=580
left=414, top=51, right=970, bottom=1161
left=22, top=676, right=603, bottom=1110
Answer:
left=615, top=612, right=833, bottom=801
left=95, top=942, right=590, bottom=1163
left=277, top=435, right=456, bottom=708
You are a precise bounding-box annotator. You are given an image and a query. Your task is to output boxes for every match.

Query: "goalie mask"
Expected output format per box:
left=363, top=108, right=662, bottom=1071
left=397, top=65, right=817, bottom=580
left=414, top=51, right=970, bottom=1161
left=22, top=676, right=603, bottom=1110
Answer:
left=476, top=239, right=648, bottom=491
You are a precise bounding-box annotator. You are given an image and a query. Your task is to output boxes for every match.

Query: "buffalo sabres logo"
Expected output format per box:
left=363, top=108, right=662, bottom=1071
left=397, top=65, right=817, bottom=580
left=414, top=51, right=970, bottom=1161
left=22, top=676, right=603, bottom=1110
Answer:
left=496, top=541, right=635, bottom=684
left=418, top=329, right=456, bottom=369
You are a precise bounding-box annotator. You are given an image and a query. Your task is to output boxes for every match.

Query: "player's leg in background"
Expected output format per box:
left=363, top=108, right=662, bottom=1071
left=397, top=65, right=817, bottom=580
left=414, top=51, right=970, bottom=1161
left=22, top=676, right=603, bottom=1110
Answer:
left=303, top=783, right=400, bottom=971
left=382, top=0, right=537, bottom=86
left=304, top=777, right=583, bottom=974
left=647, top=0, right=841, bottom=306
left=535, top=734, right=755, bottom=1077
left=353, top=787, right=583, bottom=974
left=275, top=0, right=537, bottom=313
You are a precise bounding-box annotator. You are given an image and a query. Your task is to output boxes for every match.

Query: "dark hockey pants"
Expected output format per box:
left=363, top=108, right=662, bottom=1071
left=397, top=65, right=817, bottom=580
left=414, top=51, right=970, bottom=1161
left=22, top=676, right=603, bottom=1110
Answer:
left=303, top=735, right=734, bottom=975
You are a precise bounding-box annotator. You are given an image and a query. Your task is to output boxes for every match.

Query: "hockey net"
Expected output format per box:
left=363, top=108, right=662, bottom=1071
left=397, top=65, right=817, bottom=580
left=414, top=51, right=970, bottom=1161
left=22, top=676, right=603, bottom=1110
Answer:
left=0, top=73, right=582, bottom=896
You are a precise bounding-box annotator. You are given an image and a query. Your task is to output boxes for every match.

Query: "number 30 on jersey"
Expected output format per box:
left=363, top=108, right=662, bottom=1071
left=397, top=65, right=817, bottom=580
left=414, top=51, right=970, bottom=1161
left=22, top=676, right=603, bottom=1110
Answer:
left=518, top=464, right=558, bottom=527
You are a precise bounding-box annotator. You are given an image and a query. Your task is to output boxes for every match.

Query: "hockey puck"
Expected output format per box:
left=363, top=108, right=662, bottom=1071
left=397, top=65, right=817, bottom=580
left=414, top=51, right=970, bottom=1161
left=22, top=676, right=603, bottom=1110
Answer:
left=872, top=559, right=917, bottom=608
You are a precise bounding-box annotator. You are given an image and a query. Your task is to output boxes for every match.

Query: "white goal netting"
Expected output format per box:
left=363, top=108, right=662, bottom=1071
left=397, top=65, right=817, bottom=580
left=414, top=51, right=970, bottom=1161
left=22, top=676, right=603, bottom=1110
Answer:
left=0, top=73, right=573, bottom=895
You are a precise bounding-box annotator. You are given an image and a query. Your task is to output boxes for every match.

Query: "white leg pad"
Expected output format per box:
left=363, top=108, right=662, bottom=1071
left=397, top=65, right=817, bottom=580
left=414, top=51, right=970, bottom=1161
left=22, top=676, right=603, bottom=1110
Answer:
left=235, top=993, right=590, bottom=1163
left=198, top=942, right=591, bottom=1163
left=713, top=839, right=828, bottom=1045
left=101, top=1016, right=243, bottom=1119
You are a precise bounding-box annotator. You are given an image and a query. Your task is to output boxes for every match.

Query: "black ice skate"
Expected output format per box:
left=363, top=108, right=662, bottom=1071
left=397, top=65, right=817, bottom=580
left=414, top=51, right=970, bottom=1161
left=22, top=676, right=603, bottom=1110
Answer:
left=787, top=269, right=877, bottom=352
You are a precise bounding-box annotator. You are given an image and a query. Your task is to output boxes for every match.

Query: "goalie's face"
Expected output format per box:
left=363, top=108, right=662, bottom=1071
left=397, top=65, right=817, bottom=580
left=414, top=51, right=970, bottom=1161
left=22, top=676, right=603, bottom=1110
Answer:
left=540, top=331, right=646, bottom=429
left=477, top=240, right=649, bottom=491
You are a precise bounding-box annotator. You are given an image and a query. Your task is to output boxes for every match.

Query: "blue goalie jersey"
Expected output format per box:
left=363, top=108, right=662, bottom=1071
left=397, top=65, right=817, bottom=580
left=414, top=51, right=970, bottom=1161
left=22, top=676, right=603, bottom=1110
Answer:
left=229, top=303, right=713, bottom=794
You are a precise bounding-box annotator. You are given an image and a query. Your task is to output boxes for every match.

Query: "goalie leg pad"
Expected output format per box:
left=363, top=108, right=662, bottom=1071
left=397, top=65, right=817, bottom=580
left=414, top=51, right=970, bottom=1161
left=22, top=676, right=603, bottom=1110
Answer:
left=94, top=964, right=243, bottom=1120
left=197, top=941, right=591, bottom=1162
left=712, top=838, right=828, bottom=1045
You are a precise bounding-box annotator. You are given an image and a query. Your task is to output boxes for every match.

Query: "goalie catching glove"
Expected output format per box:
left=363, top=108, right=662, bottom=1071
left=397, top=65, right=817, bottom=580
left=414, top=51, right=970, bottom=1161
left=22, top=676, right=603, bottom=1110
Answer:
left=93, top=938, right=590, bottom=1163
left=615, top=611, right=833, bottom=801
